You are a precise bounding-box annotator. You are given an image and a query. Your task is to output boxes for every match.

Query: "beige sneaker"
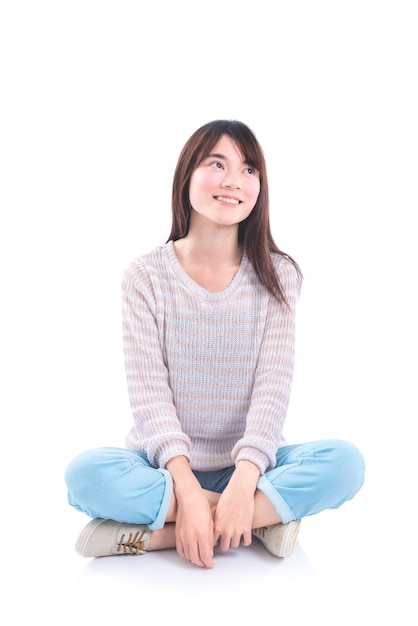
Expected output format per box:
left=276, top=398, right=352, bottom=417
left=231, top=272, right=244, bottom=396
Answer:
left=75, top=518, right=152, bottom=557
left=252, top=519, right=301, bottom=557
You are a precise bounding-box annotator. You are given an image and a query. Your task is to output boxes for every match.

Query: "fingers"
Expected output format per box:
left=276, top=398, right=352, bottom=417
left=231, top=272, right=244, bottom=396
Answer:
left=241, top=529, right=253, bottom=547
left=176, top=525, right=251, bottom=566
left=215, top=534, right=241, bottom=551
left=198, top=548, right=215, bottom=569
left=177, top=538, right=215, bottom=569
left=214, top=528, right=253, bottom=551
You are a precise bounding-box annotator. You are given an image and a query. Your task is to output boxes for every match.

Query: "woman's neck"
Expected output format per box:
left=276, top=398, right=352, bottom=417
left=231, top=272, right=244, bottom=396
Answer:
left=174, top=229, right=242, bottom=268
left=172, top=226, right=243, bottom=293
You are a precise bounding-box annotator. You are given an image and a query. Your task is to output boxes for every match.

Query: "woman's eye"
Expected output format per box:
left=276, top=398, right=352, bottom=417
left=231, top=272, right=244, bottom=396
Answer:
left=211, top=161, right=223, bottom=169
left=246, top=167, right=256, bottom=175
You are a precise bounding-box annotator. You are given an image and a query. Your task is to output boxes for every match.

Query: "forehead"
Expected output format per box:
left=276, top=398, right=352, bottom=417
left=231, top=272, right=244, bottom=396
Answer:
left=207, top=135, right=245, bottom=160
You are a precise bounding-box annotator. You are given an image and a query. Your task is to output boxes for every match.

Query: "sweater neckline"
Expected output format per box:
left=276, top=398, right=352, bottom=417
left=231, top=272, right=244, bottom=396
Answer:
left=165, top=240, right=250, bottom=301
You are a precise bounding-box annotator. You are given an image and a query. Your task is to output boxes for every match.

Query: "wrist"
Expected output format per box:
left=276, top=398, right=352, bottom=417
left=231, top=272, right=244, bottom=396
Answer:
left=166, top=456, right=201, bottom=496
left=232, top=460, right=260, bottom=490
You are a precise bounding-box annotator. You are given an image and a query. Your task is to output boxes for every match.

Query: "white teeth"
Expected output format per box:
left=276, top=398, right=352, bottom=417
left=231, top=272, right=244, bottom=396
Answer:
left=216, top=196, right=240, bottom=204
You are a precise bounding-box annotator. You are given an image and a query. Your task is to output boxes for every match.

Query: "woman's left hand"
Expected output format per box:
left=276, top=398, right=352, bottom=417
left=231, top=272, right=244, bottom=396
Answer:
left=213, top=460, right=260, bottom=551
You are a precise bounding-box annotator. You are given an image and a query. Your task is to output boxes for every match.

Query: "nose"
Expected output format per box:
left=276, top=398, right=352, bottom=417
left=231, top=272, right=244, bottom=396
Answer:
left=222, top=171, right=241, bottom=190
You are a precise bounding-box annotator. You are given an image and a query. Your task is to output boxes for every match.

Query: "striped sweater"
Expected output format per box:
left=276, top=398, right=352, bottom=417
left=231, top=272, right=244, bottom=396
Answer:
left=122, top=241, right=300, bottom=474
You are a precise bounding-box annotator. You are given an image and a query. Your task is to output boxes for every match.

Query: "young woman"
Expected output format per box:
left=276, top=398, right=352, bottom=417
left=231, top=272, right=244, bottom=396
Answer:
left=65, top=120, right=365, bottom=569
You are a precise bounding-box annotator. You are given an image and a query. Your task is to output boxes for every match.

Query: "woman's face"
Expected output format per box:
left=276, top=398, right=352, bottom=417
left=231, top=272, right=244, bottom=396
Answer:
left=188, top=135, right=260, bottom=230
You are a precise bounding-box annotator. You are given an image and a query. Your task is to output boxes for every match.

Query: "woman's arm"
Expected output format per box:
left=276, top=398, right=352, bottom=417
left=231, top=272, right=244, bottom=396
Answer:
left=231, top=257, right=301, bottom=473
left=122, top=260, right=191, bottom=467
left=124, top=262, right=217, bottom=566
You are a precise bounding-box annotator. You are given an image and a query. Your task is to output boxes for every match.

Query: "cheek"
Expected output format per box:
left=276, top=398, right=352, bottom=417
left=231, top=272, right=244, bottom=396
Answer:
left=190, top=170, right=260, bottom=205
left=247, top=179, right=261, bottom=204
left=190, top=171, right=218, bottom=202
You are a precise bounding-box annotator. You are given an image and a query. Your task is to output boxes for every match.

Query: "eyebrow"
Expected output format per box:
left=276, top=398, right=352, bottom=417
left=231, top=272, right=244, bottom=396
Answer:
left=205, top=152, right=251, bottom=165
left=206, top=153, right=225, bottom=160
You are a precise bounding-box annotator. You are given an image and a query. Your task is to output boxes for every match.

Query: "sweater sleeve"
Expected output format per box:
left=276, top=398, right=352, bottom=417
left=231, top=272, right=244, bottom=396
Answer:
left=122, top=260, right=191, bottom=468
left=231, top=257, right=301, bottom=473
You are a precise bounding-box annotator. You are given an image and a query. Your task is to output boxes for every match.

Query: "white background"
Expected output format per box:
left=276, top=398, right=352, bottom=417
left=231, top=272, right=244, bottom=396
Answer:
left=1, top=1, right=417, bottom=624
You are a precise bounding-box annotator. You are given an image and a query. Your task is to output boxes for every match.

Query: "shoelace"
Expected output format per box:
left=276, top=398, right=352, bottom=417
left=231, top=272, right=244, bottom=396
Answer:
left=116, top=530, right=147, bottom=555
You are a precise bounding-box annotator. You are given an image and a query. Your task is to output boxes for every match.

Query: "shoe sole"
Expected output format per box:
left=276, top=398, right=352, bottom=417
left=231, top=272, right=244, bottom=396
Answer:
left=75, top=517, right=106, bottom=556
left=278, top=519, right=301, bottom=557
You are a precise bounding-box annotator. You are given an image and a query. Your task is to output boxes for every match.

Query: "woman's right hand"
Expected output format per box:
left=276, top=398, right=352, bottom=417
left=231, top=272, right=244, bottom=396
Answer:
left=175, top=489, right=215, bottom=568
left=166, top=456, right=215, bottom=568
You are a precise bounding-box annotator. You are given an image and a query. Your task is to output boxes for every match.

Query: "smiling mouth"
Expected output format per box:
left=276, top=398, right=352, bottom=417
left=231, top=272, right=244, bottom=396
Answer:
left=214, top=196, right=241, bottom=205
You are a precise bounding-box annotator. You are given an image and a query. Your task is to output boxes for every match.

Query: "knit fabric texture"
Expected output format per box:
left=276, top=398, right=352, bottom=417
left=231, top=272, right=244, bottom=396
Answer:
left=123, top=241, right=300, bottom=474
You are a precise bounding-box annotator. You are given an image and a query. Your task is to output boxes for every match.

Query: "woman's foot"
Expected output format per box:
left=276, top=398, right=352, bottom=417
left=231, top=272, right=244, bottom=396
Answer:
left=75, top=518, right=152, bottom=557
left=252, top=519, right=301, bottom=557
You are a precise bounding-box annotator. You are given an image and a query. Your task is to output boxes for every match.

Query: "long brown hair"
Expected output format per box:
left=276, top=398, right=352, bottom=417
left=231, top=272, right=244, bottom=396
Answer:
left=166, top=120, right=302, bottom=304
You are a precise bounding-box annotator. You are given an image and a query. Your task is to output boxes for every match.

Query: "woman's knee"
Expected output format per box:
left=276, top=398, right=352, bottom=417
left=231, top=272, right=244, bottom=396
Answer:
left=330, top=439, right=366, bottom=498
left=64, top=448, right=105, bottom=499
left=64, top=447, right=135, bottom=501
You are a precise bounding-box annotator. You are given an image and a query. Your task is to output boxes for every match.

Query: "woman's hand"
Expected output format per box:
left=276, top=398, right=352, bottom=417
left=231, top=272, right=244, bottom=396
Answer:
left=213, top=460, right=260, bottom=551
left=167, top=456, right=215, bottom=568
left=175, top=489, right=215, bottom=568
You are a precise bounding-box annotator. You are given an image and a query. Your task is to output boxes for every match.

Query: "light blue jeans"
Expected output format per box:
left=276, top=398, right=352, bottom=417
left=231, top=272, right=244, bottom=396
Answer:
left=64, top=439, right=365, bottom=530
